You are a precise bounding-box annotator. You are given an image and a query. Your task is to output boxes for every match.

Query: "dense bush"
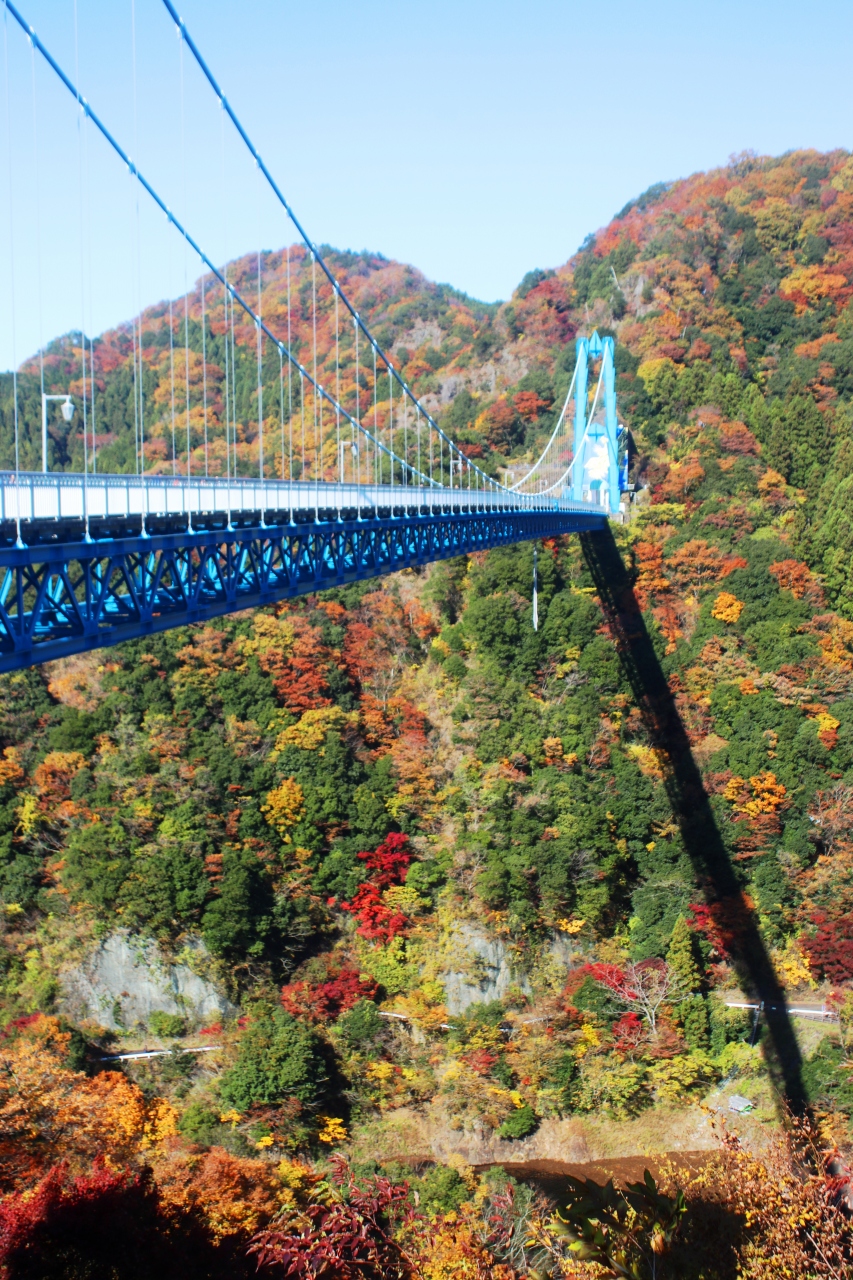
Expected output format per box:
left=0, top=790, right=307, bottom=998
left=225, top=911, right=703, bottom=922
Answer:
left=219, top=1010, right=328, bottom=1112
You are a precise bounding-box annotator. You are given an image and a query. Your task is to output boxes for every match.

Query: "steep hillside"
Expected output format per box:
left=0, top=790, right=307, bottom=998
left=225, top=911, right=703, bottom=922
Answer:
left=2, top=149, right=853, bottom=1276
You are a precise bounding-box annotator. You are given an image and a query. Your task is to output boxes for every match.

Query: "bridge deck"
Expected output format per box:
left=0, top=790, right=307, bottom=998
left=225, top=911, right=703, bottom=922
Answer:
left=0, top=474, right=607, bottom=671
left=0, top=472, right=603, bottom=530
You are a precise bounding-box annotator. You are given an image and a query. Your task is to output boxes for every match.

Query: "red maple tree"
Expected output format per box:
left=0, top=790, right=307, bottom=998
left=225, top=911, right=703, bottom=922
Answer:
left=338, top=833, right=413, bottom=943
left=281, top=968, right=379, bottom=1022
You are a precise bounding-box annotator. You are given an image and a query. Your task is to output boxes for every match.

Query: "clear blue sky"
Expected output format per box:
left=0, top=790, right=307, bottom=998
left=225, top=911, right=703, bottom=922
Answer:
left=1, top=0, right=852, bottom=368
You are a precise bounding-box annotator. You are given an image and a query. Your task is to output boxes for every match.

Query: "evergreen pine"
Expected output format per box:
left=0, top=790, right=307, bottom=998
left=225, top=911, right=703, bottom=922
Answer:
left=786, top=394, right=828, bottom=489
left=667, top=915, right=703, bottom=993
left=681, top=994, right=711, bottom=1050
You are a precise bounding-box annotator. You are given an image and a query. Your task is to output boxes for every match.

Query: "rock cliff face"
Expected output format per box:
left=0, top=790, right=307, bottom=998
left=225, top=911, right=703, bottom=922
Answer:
left=441, top=924, right=579, bottom=1013
left=441, top=924, right=529, bottom=1014
left=60, top=932, right=239, bottom=1030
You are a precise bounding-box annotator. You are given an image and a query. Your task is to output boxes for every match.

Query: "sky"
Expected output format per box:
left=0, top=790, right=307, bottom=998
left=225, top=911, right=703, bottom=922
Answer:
left=1, top=0, right=852, bottom=369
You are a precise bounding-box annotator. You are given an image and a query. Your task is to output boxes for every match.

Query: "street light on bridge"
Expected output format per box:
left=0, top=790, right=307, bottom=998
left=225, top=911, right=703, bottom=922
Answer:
left=338, top=439, right=358, bottom=483
left=41, top=394, right=75, bottom=473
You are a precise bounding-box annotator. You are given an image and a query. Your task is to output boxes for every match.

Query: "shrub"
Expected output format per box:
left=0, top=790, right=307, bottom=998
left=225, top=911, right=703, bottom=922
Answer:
left=334, top=999, right=385, bottom=1050
left=250, top=1157, right=412, bottom=1280
left=802, top=912, right=853, bottom=983
left=0, top=1160, right=218, bottom=1279
left=280, top=969, right=379, bottom=1024
left=149, top=1011, right=187, bottom=1039
left=496, top=1103, right=538, bottom=1140
left=177, top=1102, right=221, bottom=1146
left=219, top=1010, right=327, bottom=1112
left=416, top=1165, right=470, bottom=1214
left=572, top=1057, right=649, bottom=1116
left=443, top=653, right=467, bottom=681
left=680, top=995, right=710, bottom=1050
left=802, top=1037, right=853, bottom=1117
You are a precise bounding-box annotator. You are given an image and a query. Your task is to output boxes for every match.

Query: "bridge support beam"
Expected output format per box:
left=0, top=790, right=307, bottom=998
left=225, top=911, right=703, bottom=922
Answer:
left=0, top=508, right=605, bottom=672
left=602, top=336, right=621, bottom=515
left=571, top=332, right=623, bottom=513
left=572, top=338, right=589, bottom=503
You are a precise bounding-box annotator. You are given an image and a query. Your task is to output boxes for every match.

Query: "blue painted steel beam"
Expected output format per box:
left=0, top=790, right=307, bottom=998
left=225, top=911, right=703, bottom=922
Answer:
left=572, top=338, right=589, bottom=503
left=0, top=509, right=605, bottom=672
left=602, top=336, right=621, bottom=514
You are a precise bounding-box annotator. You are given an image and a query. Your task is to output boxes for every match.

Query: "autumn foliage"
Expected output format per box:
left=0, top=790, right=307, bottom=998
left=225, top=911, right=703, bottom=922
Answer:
left=9, top=148, right=853, bottom=1276
left=280, top=967, right=379, bottom=1022
left=0, top=1016, right=176, bottom=1193
left=339, top=832, right=414, bottom=941
left=250, top=1157, right=415, bottom=1280
left=802, top=911, right=853, bottom=983
left=0, top=1161, right=208, bottom=1280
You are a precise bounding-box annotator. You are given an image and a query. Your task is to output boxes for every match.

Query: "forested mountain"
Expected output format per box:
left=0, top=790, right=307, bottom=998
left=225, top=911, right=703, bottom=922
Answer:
left=1, top=148, right=853, bottom=1276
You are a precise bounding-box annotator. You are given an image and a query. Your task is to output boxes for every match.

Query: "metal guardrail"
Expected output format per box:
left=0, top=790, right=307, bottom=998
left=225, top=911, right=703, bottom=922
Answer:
left=0, top=472, right=606, bottom=526
left=99, top=1044, right=222, bottom=1062
left=725, top=1000, right=838, bottom=1022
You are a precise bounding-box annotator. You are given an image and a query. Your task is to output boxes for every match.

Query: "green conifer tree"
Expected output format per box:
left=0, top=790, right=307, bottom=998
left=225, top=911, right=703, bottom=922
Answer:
left=667, top=915, right=702, bottom=993
left=681, top=995, right=711, bottom=1051
left=766, top=407, right=793, bottom=480
left=785, top=394, right=827, bottom=488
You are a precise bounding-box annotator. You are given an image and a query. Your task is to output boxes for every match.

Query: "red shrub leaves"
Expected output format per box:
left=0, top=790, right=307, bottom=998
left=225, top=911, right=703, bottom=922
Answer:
left=655, top=459, right=706, bottom=502
left=0, top=1014, right=42, bottom=1041
left=513, top=390, right=552, bottom=421
left=481, top=399, right=522, bottom=452
left=612, top=1011, right=645, bottom=1053
left=719, top=421, right=760, bottom=455
left=281, top=968, right=379, bottom=1023
left=633, top=541, right=671, bottom=610
left=462, top=1048, right=499, bottom=1076
left=588, top=962, right=629, bottom=990
left=512, top=273, right=575, bottom=346
left=257, top=614, right=335, bottom=714
left=666, top=539, right=748, bottom=589
left=250, top=1156, right=415, bottom=1280
left=590, top=959, right=681, bottom=1036
left=340, top=883, right=410, bottom=944
left=339, top=833, right=413, bottom=943
left=0, top=1159, right=212, bottom=1279
left=358, top=832, right=412, bottom=889
left=687, top=896, right=756, bottom=960
left=802, top=912, right=853, bottom=984
left=768, top=558, right=826, bottom=606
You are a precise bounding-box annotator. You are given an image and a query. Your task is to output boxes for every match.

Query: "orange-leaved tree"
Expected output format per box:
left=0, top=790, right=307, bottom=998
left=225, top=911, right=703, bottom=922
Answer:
left=0, top=1015, right=176, bottom=1192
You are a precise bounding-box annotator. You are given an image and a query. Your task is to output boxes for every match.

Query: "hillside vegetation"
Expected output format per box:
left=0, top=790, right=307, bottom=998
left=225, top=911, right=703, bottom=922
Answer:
left=2, top=148, right=853, bottom=1277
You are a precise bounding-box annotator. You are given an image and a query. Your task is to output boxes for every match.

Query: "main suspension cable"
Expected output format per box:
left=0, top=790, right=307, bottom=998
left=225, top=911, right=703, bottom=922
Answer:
left=201, top=267, right=208, bottom=475
left=30, top=33, right=44, bottom=453
left=7, top=0, right=501, bottom=498
left=510, top=358, right=580, bottom=492
left=157, top=0, right=515, bottom=499
left=3, top=0, right=21, bottom=545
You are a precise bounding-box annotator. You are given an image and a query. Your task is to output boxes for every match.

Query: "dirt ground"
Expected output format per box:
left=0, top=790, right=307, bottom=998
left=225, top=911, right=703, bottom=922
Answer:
left=486, top=1151, right=714, bottom=1198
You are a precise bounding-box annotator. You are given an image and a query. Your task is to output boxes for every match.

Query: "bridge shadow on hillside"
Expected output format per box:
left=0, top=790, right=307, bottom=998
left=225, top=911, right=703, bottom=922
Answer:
left=580, top=525, right=808, bottom=1116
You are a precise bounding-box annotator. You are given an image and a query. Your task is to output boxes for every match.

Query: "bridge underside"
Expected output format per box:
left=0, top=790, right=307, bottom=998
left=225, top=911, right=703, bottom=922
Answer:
left=0, top=507, right=606, bottom=671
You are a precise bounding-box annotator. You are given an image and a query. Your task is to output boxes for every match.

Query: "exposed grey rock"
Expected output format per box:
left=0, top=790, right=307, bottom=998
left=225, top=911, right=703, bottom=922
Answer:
left=440, top=925, right=584, bottom=1014
left=60, top=931, right=239, bottom=1030
left=441, top=924, right=531, bottom=1014
left=548, top=931, right=581, bottom=969
left=439, top=375, right=465, bottom=404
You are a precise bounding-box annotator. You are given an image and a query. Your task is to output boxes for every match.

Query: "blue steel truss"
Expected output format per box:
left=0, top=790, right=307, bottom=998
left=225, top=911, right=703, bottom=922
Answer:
left=0, top=508, right=605, bottom=671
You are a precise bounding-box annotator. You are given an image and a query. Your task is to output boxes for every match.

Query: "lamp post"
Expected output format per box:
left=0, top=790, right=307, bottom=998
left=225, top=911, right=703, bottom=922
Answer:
left=41, top=394, right=75, bottom=473
left=338, top=438, right=358, bottom=483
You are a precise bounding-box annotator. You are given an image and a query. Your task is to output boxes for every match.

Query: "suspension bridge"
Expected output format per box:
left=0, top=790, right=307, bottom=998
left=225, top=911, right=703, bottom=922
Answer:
left=0, top=0, right=626, bottom=672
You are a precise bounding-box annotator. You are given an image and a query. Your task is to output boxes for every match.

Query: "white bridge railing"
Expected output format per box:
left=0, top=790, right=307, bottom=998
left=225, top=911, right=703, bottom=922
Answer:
left=0, top=472, right=606, bottom=526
